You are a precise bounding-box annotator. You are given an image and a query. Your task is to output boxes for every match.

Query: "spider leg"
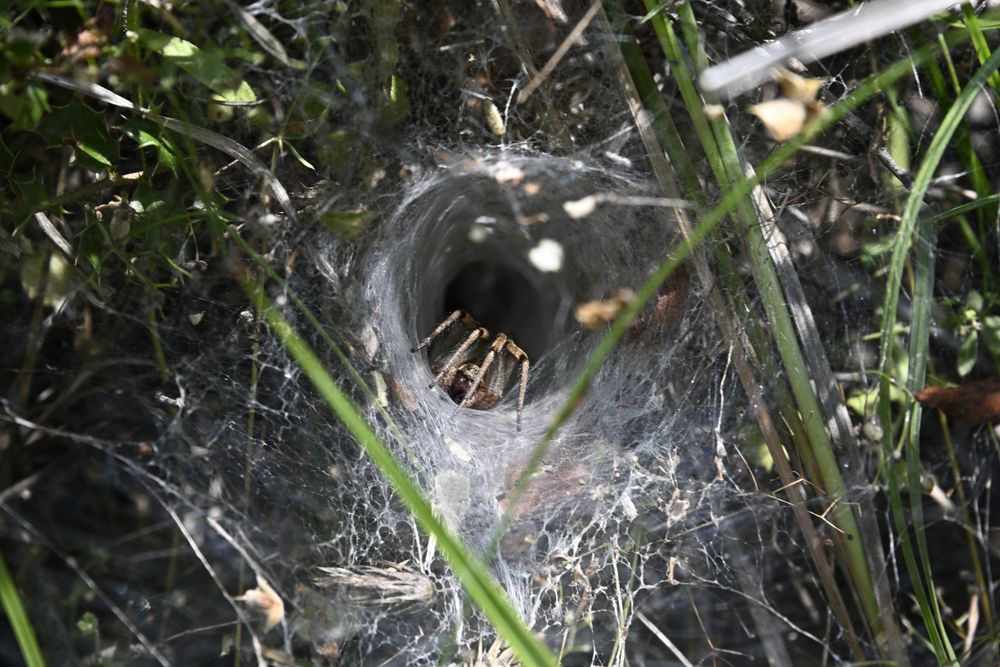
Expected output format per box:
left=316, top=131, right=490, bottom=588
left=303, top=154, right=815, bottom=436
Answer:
left=516, top=357, right=529, bottom=431
left=411, top=309, right=464, bottom=352
left=429, top=327, right=486, bottom=389
left=458, top=334, right=507, bottom=410
left=505, top=341, right=529, bottom=432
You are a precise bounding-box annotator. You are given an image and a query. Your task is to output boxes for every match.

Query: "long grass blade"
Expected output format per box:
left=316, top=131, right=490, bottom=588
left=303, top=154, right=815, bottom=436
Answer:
left=0, top=551, right=46, bottom=667
left=877, top=37, right=1000, bottom=666
left=233, top=269, right=556, bottom=667
left=492, top=13, right=972, bottom=567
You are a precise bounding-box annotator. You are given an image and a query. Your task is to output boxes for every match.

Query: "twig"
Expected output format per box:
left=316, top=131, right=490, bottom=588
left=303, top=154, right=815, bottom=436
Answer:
left=635, top=610, right=695, bottom=667
left=22, top=172, right=143, bottom=217
left=32, top=212, right=74, bottom=259
left=518, top=0, right=602, bottom=105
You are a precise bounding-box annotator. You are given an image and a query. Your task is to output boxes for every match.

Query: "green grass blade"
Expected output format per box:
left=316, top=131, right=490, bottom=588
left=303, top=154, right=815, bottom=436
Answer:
left=878, top=38, right=1000, bottom=665
left=491, top=2, right=965, bottom=573
left=642, top=1, right=892, bottom=650
left=961, top=3, right=1000, bottom=95
left=923, top=193, right=1000, bottom=225
left=0, top=551, right=46, bottom=667
left=234, top=271, right=556, bottom=667
left=225, top=229, right=417, bottom=471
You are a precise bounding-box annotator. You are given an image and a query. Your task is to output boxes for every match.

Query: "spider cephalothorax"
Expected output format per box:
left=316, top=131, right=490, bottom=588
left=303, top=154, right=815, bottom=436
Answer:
left=412, top=310, right=530, bottom=429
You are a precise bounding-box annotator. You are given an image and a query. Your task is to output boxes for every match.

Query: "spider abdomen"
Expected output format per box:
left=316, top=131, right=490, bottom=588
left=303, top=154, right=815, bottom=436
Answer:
left=445, top=364, right=502, bottom=409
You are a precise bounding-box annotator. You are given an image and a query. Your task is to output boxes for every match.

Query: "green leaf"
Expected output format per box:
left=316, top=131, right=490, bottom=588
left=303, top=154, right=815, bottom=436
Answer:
left=318, top=129, right=355, bottom=171
left=318, top=209, right=373, bottom=239
left=80, top=221, right=105, bottom=272
left=957, top=329, right=978, bottom=377
left=0, top=84, right=49, bottom=130
left=283, top=140, right=315, bottom=171
left=36, top=99, right=116, bottom=171
left=137, top=29, right=256, bottom=104
left=982, top=315, right=1000, bottom=357
left=11, top=172, right=48, bottom=226
left=387, top=73, right=409, bottom=121
left=77, top=141, right=111, bottom=166
left=122, top=118, right=179, bottom=172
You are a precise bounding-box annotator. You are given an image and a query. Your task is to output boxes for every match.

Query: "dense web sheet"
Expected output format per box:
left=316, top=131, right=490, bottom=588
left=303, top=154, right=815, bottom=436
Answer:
left=4, top=0, right=1000, bottom=665
left=296, top=128, right=743, bottom=664
left=162, top=4, right=768, bottom=661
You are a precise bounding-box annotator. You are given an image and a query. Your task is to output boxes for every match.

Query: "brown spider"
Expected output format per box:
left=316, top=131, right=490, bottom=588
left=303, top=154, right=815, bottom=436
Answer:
left=411, top=310, right=530, bottom=430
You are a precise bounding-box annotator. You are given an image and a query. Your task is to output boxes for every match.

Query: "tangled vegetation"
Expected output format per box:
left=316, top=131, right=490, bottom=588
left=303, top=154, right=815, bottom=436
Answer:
left=2, top=1, right=1000, bottom=665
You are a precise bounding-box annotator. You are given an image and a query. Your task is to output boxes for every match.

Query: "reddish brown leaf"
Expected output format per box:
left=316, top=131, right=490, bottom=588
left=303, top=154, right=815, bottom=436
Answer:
left=649, top=264, right=690, bottom=337
left=914, top=378, right=1000, bottom=424
left=628, top=265, right=690, bottom=346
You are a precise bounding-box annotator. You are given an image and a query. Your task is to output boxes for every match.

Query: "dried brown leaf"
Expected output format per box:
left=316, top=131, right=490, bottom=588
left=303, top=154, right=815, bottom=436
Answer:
left=236, top=577, right=284, bottom=631
left=575, top=289, right=635, bottom=329
left=749, top=98, right=808, bottom=142
left=775, top=70, right=823, bottom=103
left=914, top=378, right=1000, bottom=424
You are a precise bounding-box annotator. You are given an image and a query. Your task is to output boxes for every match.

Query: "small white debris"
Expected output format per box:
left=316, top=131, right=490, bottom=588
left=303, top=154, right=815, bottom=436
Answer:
left=603, top=151, right=632, bottom=167
left=367, top=167, right=386, bottom=189
left=188, top=311, right=204, bottom=326
left=704, top=103, right=725, bottom=121
left=574, top=289, right=635, bottom=329
left=620, top=491, right=638, bottom=521
left=362, top=324, right=378, bottom=361
left=528, top=238, right=564, bottom=273
left=776, top=70, right=823, bottom=103
left=372, top=371, right=389, bottom=408
left=156, top=393, right=184, bottom=408
left=517, top=212, right=548, bottom=226
left=468, top=225, right=490, bottom=243
left=445, top=436, right=472, bottom=464
left=493, top=163, right=524, bottom=185
left=483, top=99, right=505, bottom=136
left=563, top=195, right=598, bottom=219
left=469, top=215, right=495, bottom=242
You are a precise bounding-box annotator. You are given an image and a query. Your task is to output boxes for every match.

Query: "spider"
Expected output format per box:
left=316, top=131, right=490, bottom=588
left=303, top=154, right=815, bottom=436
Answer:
left=411, top=310, right=530, bottom=430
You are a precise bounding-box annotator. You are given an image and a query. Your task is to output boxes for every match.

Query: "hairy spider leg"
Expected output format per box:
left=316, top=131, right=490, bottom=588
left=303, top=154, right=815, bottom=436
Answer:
left=457, top=333, right=509, bottom=412
left=411, top=309, right=465, bottom=353
left=429, top=327, right=487, bottom=389
left=515, top=352, right=529, bottom=431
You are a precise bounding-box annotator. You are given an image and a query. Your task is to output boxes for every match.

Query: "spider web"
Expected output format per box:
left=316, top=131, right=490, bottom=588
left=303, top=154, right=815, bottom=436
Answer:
left=4, top=1, right=999, bottom=666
